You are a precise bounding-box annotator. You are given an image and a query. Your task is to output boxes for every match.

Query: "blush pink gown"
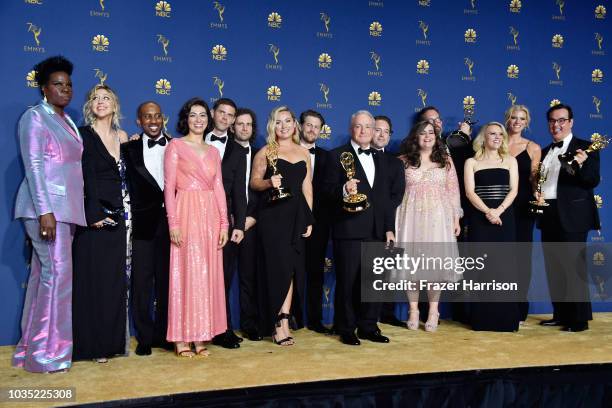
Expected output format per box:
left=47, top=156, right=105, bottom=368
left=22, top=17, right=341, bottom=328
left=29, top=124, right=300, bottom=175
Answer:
left=394, top=158, right=463, bottom=283
left=164, top=139, right=228, bottom=342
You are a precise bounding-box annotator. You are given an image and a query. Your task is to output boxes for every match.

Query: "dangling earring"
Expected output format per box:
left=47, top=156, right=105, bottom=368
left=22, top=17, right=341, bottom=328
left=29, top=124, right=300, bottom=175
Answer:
left=43, top=93, right=47, bottom=103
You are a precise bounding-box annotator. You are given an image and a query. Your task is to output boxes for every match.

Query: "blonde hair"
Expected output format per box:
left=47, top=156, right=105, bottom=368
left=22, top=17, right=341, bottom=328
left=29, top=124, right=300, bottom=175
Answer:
left=504, top=104, right=531, bottom=132
left=82, top=84, right=122, bottom=130
left=266, top=106, right=301, bottom=145
left=472, top=121, right=509, bottom=160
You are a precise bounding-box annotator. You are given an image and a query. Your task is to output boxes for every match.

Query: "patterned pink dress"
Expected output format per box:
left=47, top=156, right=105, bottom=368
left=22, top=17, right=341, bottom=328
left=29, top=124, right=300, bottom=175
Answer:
left=164, top=139, right=228, bottom=342
left=395, top=158, right=463, bottom=283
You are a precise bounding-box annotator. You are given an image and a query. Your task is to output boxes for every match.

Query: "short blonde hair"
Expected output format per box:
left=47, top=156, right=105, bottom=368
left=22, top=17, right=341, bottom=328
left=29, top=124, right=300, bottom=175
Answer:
left=472, top=121, right=509, bottom=160
left=266, top=106, right=301, bottom=145
left=82, top=84, right=122, bottom=130
left=504, top=104, right=531, bottom=131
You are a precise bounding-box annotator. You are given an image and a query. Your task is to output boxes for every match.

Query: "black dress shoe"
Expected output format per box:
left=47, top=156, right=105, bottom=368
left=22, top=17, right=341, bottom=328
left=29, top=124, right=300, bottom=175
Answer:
left=357, top=330, right=390, bottom=343
left=135, top=344, right=152, bottom=356
left=229, top=330, right=244, bottom=343
left=540, top=319, right=562, bottom=326
left=212, top=333, right=240, bottom=349
left=307, top=323, right=332, bottom=334
left=242, top=329, right=263, bottom=341
left=561, top=322, right=589, bottom=332
left=380, top=316, right=406, bottom=327
left=340, top=333, right=361, bottom=346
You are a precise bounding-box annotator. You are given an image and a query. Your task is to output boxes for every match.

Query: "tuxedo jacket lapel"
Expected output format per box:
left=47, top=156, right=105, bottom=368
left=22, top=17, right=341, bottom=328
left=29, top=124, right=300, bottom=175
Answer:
left=131, top=136, right=163, bottom=193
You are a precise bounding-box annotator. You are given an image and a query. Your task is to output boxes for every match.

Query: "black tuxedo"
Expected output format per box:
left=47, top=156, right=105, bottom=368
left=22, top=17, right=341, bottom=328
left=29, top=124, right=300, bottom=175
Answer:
left=121, top=134, right=170, bottom=348
left=238, top=144, right=260, bottom=333
left=539, top=136, right=600, bottom=325
left=305, top=146, right=332, bottom=327
left=378, top=150, right=406, bottom=322
left=324, top=142, right=395, bottom=335
left=218, top=137, right=248, bottom=330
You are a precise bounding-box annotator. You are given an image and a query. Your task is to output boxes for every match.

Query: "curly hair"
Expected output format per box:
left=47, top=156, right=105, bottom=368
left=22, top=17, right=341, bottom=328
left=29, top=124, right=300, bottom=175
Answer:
left=33, top=55, right=73, bottom=96
left=82, top=84, right=123, bottom=130
left=176, top=97, right=211, bottom=136
left=399, top=121, right=449, bottom=169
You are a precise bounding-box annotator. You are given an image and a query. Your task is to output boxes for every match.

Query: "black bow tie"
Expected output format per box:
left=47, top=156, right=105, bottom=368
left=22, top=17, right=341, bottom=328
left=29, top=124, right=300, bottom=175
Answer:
left=309, top=147, right=316, bottom=155
left=551, top=141, right=564, bottom=149
left=210, top=135, right=227, bottom=144
left=358, top=147, right=372, bottom=155
left=147, top=137, right=167, bottom=148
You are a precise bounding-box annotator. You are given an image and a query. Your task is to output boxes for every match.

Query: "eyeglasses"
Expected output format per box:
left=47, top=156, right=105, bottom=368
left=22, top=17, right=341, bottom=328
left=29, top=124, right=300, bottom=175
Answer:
left=547, top=118, right=569, bottom=125
left=427, top=117, right=442, bottom=123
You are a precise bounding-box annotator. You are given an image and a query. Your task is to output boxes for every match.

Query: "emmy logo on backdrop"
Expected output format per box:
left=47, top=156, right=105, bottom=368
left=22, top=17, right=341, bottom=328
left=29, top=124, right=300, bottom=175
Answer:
left=321, top=12, right=330, bottom=32
left=558, top=133, right=609, bottom=176
left=94, top=69, right=107, bottom=85
left=158, top=35, right=169, bottom=56
left=214, top=1, right=225, bottom=21
left=340, top=152, right=369, bottom=213
left=595, top=33, right=603, bottom=50
left=462, top=58, right=475, bottom=81
left=368, top=51, right=382, bottom=77
left=417, top=89, right=427, bottom=107
left=317, top=12, right=333, bottom=38
left=210, top=2, right=227, bottom=29
left=163, top=114, right=169, bottom=134
left=27, top=23, right=41, bottom=46
left=213, top=76, right=224, bottom=97
left=553, top=0, right=565, bottom=20
left=419, top=21, right=428, bottom=39
left=317, top=84, right=332, bottom=109
left=508, top=92, right=517, bottom=106
left=591, top=96, right=603, bottom=119
left=266, top=44, right=282, bottom=70
left=550, top=62, right=563, bottom=85
left=529, top=163, right=550, bottom=215
left=266, top=141, right=292, bottom=202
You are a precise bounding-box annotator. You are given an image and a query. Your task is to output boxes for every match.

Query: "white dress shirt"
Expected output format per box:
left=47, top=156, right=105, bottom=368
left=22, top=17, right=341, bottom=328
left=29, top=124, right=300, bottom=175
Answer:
left=351, top=140, right=375, bottom=187
left=205, top=130, right=228, bottom=159
left=142, top=134, right=166, bottom=190
left=236, top=142, right=251, bottom=204
left=301, top=143, right=316, bottom=178
left=541, top=133, right=573, bottom=200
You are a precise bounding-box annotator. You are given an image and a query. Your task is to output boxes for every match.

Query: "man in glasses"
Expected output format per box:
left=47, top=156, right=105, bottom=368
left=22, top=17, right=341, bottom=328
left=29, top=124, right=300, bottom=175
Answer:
left=538, top=103, right=600, bottom=332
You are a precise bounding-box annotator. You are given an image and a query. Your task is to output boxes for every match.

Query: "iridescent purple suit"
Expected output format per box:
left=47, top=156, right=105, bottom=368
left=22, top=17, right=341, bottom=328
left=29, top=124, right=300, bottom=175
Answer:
left=13, top=101, right=86, bottom=372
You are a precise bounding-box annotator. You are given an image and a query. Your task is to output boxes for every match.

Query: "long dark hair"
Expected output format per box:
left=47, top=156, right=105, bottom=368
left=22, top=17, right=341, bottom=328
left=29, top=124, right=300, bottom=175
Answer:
left=176, top=97, right=211, bottom=136
left=399, top=121, right=449, bottom=168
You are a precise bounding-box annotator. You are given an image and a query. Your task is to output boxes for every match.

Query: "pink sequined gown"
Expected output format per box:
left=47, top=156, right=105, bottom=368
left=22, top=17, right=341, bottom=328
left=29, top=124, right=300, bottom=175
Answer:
left=395, top=158, right=463, bottom=283
left=164, top=139, right=228, bottom=342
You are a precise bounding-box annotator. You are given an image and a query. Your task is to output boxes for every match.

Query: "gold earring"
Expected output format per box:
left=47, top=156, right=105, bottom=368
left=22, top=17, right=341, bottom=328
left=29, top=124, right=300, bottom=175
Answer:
left=43, top=93, right=47, bottom=103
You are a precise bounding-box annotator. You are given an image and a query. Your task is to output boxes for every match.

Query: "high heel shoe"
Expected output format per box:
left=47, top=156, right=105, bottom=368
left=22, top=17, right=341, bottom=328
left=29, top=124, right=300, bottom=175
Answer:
left=194, top=342, right=210, bottom=357
left=407, top=310, right=420, bottom=330
left=425, top=312, right=440, bottom=332
left=174, top=342, right=194, bottom=358
left=273, top=313, right=294, bottom=346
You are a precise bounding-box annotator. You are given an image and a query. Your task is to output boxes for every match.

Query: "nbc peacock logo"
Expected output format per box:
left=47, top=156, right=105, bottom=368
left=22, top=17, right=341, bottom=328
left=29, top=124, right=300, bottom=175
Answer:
left=155, top=78, right=171, bottom=95
left=463, top=95, right=476, bottom=110
left=320, top=124, right=332, bottom=140
left=507, top=64, right=519, bottom=79
left=155, top=1, right=171, bottom=18
left=592, top=68, right=604, bottom=83
left=509, top=0, right=522, bottom=13
left=318, top=53, right=332, bottom=69
left=595, top=5, right=606, bottom=19
left=593, top=251, right=605, bottom=266
left=416, top=59, right=429, bottom=74
left=268, top=12, right=282, bottom=28
left=368, top=91, right=382, bottom=106
left=92, top=34, right=109, bottom=52
left=464, top=28, right=477, bottom=43
left=594, top=194, right=603, bottom=209
left=267, top=85, right=281, bottom=101
left=369, top=21, right=383, bottom=37
left=552, top=34, right=564, bottom=48
left=212, top=44, right=227, bottom=61
left=25, top=0, right=43, bottom=4
left=550, top=99, right=561, bottom=107
left=26, top=70, right=38, bottom=88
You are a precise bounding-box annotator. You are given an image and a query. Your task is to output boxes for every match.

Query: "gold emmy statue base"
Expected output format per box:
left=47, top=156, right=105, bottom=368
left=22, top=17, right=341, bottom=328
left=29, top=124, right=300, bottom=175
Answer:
left=340, top=151, right=370, bottom=213
left=266, top=141, right=292, bottom=202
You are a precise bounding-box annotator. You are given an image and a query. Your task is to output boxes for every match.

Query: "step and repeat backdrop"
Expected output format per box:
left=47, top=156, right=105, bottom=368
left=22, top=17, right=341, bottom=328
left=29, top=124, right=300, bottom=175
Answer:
left=0, top=0, right=609, bottom=344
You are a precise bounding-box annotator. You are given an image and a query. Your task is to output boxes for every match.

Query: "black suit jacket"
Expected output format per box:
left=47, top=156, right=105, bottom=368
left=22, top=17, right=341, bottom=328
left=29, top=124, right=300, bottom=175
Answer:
left=312, top=146, right=331, bottom=221
left=382, top=150, right=406, bottom=212
left=324, top=143, right=394, bottom=240
left=539, top=136, right=600, bottom=233
left=121, top=134, right=168, bottom=240
left=245, top=144, right=260, bottom=218
left=79, top=126, right=123, bottom=226
left=221, top=137, right=248, bottom=230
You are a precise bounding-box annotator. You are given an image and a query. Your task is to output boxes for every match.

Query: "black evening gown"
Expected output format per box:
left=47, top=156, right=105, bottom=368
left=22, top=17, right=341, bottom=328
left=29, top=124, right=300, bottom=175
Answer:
left=469, top=168, right=521, bottom=332
left=514, top=148, right=535, bottom=321
left=257, top=159, right=313, bottom=336
left=72, top=126, right=130, bottom=360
